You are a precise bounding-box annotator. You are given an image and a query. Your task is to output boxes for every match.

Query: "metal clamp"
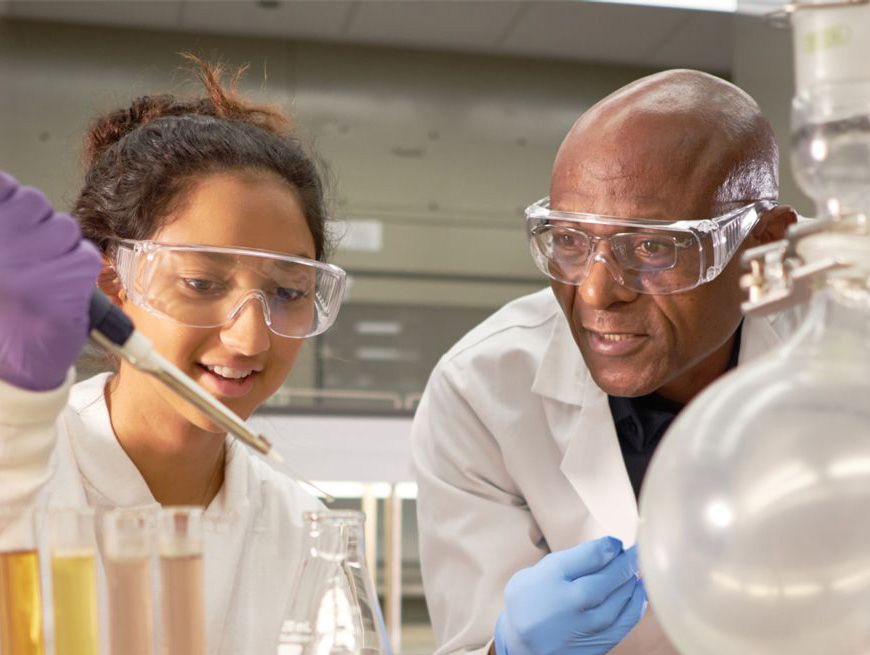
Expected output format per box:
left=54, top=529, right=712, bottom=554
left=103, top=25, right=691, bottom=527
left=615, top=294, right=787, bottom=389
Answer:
left=739, top=215, right=862, bottom=315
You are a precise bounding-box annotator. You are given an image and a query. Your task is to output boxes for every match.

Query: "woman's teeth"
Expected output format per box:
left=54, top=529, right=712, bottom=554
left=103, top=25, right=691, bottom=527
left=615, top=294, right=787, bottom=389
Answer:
left=205, top=365, right=254, bottom=380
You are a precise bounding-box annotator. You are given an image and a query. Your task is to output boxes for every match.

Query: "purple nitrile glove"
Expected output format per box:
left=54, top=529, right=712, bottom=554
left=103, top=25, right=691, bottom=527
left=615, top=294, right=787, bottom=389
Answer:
left=0, top=171, right=102, bottom=391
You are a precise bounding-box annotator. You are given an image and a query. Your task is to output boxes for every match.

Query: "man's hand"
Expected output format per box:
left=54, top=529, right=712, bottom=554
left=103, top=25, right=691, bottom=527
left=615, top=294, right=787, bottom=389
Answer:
left=494, top=537, right=647, bottom=655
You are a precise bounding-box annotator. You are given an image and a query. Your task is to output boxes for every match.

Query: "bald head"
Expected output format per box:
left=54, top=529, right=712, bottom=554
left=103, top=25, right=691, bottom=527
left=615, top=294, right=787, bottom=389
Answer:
left=552, top=69, right=778, bottom=217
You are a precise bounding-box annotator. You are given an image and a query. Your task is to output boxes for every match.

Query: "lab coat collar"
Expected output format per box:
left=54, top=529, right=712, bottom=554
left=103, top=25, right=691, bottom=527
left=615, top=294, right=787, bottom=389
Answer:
left=739, top=312, right=787, bottom=364
left=531, top=313, right=588, bottom=408
left=532, top=315, right=639, bottom=543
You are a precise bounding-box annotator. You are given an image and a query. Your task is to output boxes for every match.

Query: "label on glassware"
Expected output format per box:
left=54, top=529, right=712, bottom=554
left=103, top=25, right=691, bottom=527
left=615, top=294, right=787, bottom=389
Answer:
left=793, top=2, right=870, bottom=94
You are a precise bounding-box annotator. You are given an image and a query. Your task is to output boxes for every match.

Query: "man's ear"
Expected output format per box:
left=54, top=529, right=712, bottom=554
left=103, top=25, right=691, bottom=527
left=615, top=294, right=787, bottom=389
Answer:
left=751, top=205, right=798, bottom=246
left=96, top=256, right=126, bottom=307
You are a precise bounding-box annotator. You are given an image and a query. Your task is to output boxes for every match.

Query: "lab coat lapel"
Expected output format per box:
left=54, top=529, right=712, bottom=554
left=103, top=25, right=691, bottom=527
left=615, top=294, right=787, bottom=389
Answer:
left=739, top=311, right=800, bottom=363
left=204, top=439, right=252, bottom=655
left=532, top=318, right=638, bottom=545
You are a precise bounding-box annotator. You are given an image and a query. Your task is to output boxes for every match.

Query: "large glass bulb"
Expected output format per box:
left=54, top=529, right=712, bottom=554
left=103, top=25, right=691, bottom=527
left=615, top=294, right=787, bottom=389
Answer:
left=638, top=2, right=870, bottom=652
left=638, top=272, right=870, bottom=655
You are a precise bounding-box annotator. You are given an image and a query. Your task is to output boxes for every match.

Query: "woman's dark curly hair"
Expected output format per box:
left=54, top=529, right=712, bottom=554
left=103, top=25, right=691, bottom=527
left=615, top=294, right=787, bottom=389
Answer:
left=73, top=54, right=330, bottom=265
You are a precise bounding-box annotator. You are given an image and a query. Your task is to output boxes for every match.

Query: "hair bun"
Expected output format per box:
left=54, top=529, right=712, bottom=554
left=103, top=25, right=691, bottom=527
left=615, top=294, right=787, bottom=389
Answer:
left=85, top=95, right=177, bottom=165
left=84, top=55, right=291, bottom=167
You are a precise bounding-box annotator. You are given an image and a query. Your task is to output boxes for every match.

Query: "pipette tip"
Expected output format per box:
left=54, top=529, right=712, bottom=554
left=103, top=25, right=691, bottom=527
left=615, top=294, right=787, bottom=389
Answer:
left=267, top=449, right=285, bottom=465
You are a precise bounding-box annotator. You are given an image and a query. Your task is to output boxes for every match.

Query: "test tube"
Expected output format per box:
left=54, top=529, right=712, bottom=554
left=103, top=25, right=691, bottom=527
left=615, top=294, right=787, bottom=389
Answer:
left=158, top=507, right=205, bottom=655
left=103, top=509, right=155, bottom=655
left=0, top=508, right=45, bottom=655
left=50, top=508, right=99, bottom=655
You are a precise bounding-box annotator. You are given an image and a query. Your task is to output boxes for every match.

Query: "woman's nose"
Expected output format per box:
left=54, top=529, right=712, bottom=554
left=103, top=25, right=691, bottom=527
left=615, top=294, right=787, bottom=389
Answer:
left=220, top=295, right=271, bottom=356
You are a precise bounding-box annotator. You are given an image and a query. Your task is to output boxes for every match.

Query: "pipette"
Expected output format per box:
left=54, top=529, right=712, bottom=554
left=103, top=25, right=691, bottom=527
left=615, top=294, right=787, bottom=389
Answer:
left=88, top=290, right=334, bottom=503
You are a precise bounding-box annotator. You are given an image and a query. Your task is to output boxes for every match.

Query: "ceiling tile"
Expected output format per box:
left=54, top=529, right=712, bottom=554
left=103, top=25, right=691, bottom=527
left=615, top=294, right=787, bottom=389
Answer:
left=649, top=10, right=733, bottom=72
left=345, top=0, right=525, bottom=53
left=181, top=0, right=355, bottom=40
left=9, top=0, right=181, bottom=30
left=498, top=1, right=698, bottom=68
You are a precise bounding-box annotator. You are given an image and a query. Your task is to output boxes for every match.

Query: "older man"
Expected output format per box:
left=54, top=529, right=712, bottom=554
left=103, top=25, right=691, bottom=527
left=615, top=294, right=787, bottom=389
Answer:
left=412, top=69, right=799, bottom=655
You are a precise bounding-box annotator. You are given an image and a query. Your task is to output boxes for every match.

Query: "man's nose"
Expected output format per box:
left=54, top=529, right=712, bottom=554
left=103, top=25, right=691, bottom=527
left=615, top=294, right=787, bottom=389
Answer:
left=577, top=254, right=639, bottom=309
left=221, top=295, right=271, bottom=356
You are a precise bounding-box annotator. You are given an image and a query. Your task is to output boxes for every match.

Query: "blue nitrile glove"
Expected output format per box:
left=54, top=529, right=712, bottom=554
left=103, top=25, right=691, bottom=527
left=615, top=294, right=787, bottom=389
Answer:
left=494, top=538, right=647, bottom=655
left=0, top=171, right=102, bottom=391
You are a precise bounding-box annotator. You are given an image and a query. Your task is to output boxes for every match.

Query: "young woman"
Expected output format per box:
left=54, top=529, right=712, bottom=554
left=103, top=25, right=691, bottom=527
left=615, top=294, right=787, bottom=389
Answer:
left=0, top=60, right=346, bottom=653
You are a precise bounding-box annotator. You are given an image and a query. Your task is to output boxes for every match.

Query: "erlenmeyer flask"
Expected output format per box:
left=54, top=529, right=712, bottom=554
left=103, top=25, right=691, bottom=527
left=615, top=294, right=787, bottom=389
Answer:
left=278, top=511, right=391, bottom=655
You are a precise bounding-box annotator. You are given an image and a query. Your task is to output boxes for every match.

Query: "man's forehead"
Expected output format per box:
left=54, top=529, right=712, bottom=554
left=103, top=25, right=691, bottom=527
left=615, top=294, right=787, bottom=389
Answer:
left=549, top=188, right=673, bottom=218
left=550, top=141, right=722, bottom=219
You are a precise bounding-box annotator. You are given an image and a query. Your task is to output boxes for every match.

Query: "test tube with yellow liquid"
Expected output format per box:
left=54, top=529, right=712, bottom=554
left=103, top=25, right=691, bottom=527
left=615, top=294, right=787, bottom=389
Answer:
left=103, top=509, right=156, bottom=655
left=50, top=508, right=99, bottom=655
left=159, top=507, right=205, bottom=655
left=0, top=509, right=45, bottom=655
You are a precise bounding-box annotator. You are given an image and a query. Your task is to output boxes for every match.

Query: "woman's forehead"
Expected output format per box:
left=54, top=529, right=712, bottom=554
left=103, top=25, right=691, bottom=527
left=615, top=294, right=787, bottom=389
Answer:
left=154, top=173, right=315, bottom=258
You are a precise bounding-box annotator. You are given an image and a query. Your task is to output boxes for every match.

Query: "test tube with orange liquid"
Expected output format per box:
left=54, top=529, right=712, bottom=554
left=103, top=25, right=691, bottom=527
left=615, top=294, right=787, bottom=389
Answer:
left=0, top=509, right=45, bottom=655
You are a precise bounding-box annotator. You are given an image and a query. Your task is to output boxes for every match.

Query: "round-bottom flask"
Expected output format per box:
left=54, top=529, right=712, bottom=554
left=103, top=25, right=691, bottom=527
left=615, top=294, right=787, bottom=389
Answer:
left=638, top=239, right=870, bottom=655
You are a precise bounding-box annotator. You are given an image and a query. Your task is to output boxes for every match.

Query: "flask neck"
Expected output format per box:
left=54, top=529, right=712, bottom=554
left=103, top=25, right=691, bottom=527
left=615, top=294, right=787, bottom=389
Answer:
left=788, top=283, right=870, bottom=357
left=303, top=512, right=366, bottom=564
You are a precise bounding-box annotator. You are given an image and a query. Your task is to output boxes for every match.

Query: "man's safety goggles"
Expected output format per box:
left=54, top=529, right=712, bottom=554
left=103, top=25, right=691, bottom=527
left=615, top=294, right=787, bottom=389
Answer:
left=112, top=240, right=347, bottom=338
left=525, top=198, right=776, bottom=295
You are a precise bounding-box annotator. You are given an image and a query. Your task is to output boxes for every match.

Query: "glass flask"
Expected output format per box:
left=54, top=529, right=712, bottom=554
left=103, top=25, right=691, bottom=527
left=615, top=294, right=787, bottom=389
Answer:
left=277, top=511, right=391, bottom=655
left=638, top=263, right=870, bottom=655
left=790, top=0, right=870, bottom=217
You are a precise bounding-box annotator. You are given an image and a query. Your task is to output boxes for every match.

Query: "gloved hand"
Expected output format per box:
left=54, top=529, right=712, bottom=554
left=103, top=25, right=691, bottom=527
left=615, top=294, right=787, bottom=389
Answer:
left=495, top=537, right=647, bottom=655
left=0, top=171, right=102, bottom=391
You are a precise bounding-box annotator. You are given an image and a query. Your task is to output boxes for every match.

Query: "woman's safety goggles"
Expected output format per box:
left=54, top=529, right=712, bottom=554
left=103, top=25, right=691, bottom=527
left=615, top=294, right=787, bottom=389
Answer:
left=112, top=240, right=347, bottom=338
left=525, top=198, right=776, bottom=295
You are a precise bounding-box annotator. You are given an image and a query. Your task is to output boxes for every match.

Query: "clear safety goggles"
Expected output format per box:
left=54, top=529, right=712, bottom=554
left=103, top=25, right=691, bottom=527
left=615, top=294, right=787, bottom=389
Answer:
left=525, top=198, right=776, bottom=294
left=112, top=240, right=347, bottom=338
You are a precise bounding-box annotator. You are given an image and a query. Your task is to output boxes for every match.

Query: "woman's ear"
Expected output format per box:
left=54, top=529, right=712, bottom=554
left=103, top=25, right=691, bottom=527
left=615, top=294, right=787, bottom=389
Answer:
left=751, top=205, right=798, bottom=246
left=96, top=256, right=126, bottom=307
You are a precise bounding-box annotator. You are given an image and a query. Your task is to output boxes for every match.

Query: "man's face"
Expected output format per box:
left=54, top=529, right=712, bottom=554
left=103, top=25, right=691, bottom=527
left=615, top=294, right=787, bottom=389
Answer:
left=549, top=136, right=749, bottom=402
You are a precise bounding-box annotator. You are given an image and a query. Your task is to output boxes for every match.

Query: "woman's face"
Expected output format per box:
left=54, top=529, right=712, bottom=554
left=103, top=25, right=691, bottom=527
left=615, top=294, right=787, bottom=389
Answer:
left=115, top=170, right=316, bottom=430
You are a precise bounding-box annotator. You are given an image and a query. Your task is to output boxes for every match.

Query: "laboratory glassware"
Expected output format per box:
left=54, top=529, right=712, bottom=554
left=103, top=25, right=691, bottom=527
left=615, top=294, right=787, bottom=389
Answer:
left=50, top=508, right=99, bottom=655
left=159, top=507, right=206, bottom=655
left=104, top=508, right=156, bottom=655
left=277, top=511, right=391, bottom=655
left=0, top=508, right=44, bottom=655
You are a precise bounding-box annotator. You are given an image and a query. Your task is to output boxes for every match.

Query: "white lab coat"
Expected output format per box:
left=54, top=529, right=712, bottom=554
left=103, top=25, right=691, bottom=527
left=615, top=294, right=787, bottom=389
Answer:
left=0, top=371, right=322, bottom=655
left=412, top=287, right=802, bottom=655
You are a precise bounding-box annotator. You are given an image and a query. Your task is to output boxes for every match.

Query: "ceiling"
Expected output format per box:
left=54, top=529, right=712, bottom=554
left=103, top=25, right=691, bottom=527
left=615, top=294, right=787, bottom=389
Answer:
left=0, top=0, right=792, bottom=73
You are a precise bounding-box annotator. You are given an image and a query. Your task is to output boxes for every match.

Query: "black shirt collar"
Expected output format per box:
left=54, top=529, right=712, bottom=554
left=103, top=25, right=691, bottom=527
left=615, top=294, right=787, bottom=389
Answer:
left=608, top=321, right=743, bottom=452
